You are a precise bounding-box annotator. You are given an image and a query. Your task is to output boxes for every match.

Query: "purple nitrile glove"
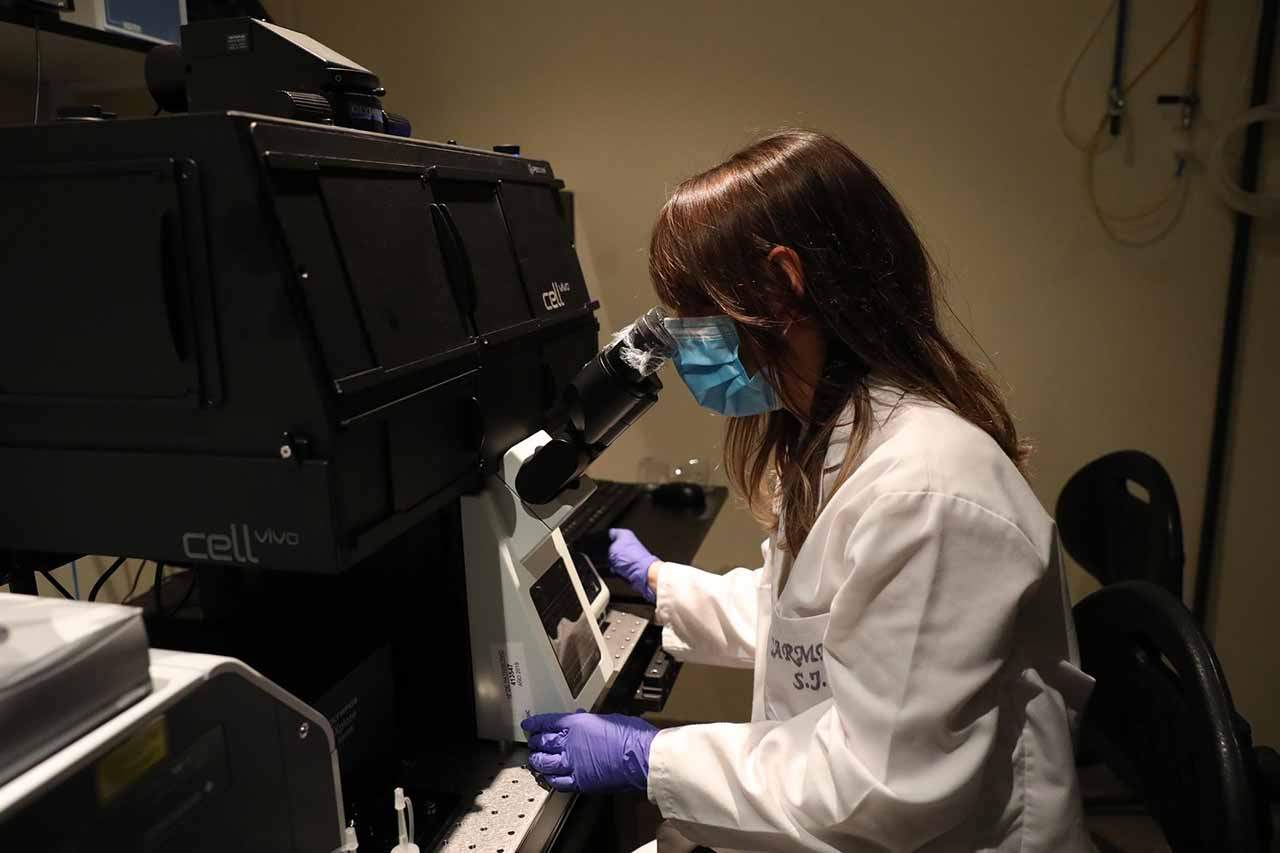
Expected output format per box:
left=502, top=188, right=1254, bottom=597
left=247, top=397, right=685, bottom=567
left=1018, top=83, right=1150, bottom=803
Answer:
left=607, top=528, right=658, bottom=603
left=523, top=711, right=658, bottom=794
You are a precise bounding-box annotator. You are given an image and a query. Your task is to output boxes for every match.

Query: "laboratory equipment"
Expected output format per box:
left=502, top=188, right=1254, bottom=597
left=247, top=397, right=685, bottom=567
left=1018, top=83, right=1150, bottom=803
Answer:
left=461, top=435, right=617, bottom=743
left=0, top=594, right=150, bottom=789
left=0, top=95, right=594, bottom=578
left=513, top=305, right=673, bottom=505
left=0, top=596, right=342, bottom=851
left=146, top=17, right=411, bottom=135
left=453, top=302, right=680, bottom=741
left=0, top=18, right=698, bottom=851
left=60, top=0, right=187, bottom=44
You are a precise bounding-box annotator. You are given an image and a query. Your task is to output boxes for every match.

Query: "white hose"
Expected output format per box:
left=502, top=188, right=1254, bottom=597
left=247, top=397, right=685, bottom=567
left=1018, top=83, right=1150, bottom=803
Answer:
left=405, top=795, right=416, bottom=847
left=1209, top=104, right=1280, bottom=218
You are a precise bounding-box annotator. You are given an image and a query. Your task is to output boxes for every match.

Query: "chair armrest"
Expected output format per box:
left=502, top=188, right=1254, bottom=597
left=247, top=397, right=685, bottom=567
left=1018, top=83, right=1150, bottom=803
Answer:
left=1256, top=746, right=1280, bottom=803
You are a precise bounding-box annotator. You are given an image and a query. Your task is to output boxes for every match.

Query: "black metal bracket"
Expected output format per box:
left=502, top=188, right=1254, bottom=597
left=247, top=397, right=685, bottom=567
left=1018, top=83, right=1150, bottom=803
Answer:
left=1194, top=0, right=1278, bottom=627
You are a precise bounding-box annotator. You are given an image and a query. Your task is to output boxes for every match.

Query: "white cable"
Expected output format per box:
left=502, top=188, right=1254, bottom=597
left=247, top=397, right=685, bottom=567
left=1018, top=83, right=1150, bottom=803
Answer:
left=32, top=16, right=42, bottom=125
left=1209, top=105, right=1280, bottom=219
left=390, top=787, right=419, bottom=853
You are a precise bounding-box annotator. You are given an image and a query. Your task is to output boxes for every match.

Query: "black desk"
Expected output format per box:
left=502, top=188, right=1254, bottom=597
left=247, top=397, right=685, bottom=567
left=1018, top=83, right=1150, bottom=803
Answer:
left=600, top=483, right=728, bottom=605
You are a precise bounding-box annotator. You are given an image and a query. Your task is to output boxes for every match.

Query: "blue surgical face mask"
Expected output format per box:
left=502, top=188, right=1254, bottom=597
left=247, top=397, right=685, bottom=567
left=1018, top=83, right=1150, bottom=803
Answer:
left=662, top=315, right=781, bottom=417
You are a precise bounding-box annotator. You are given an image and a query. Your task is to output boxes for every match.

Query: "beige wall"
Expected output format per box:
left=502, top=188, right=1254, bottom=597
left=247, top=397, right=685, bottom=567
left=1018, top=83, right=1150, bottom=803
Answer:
left=277, top=0, right=1278, bottom=736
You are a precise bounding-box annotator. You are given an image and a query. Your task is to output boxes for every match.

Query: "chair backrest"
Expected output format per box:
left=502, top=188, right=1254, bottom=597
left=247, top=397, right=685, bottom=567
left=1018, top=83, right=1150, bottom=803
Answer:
left=1074, top=581, right=1269, bottom=852
left=1056, top=450, right=1184, bottom=595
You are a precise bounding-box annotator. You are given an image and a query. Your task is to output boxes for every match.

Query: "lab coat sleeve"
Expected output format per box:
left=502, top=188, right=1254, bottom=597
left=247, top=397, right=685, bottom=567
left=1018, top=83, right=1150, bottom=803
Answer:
left=647, top=492, right=1047, bottom=852
left=653, top=539, right=769, bottom=669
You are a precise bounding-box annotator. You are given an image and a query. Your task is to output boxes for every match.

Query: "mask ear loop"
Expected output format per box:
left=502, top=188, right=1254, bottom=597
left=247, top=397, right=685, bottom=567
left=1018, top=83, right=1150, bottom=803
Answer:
left=765, top=247, right=827, bottom=419
left=740, top=330, right=802, bottom=419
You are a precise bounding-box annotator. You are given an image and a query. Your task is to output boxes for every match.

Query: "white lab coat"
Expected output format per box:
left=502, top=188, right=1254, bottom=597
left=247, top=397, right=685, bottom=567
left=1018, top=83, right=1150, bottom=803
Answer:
left=646, top=390, right=1095, bottom=853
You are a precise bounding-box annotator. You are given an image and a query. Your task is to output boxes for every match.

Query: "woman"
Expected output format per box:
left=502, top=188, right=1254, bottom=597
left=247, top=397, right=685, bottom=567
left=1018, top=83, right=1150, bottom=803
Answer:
left=523, top=130, right=1094, bottom=852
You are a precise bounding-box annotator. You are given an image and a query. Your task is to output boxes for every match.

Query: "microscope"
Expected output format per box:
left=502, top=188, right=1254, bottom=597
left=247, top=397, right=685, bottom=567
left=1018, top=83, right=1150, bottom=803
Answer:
left=0, top=17, right=686, bottom=852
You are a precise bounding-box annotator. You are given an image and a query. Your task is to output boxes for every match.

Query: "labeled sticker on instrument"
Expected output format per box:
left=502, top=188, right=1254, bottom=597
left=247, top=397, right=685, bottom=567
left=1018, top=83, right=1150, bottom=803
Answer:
left=97, top=715, right=168, bottom=803
left=494, top=642, right=534, bottom=720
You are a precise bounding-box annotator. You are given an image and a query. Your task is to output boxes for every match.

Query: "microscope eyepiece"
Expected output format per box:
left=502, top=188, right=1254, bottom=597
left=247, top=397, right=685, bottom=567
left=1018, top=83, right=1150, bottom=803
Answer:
left=514, top=307, right=671, bottom=505
left=612, top=306, right=675, bottom=379
left=572, top=306, right=672, bottom=444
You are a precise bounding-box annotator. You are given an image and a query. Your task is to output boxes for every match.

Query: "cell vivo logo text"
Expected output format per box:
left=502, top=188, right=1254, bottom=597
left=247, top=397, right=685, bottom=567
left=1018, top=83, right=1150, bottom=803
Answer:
left=542, top=281, right=571, bottom=311
left=182, top=523, right=301, bottom=564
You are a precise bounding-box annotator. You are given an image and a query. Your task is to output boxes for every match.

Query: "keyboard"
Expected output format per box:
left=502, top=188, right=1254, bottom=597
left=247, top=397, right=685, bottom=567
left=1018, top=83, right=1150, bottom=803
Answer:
left=559, top=479, right=646, bottom=544
left=560, top=480, right=646, bottom=607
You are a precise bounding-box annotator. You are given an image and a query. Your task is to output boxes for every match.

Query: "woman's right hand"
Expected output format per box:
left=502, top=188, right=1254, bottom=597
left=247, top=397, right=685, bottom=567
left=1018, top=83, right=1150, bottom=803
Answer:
left=607, top=528, right=659, bottom=603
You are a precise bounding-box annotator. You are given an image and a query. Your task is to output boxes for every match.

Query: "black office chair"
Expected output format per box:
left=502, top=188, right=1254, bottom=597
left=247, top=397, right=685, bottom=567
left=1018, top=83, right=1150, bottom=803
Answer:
left=1057, top=450, right=1184, bottom=597
left=1074, top=580, right=1273, bottom=852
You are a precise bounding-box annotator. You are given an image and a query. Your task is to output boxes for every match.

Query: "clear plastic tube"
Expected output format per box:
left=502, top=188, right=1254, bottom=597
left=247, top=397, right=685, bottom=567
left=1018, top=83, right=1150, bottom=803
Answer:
left=405, top=795, right=415, bottom=847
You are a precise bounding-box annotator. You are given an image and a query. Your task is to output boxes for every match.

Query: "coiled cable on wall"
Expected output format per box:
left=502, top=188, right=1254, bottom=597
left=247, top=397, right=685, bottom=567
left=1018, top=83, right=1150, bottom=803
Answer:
left=1209, top=104, right=1280, bottom=218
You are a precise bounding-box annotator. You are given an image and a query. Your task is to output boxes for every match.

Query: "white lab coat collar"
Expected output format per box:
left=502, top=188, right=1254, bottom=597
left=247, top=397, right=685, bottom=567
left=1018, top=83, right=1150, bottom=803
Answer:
left=771, top=385, right=916, bottom=554
left=820, top=384, right=918, bottom=490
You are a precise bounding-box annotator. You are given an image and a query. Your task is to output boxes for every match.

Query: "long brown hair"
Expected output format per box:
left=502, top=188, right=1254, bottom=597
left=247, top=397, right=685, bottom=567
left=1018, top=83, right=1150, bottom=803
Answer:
left=649, top=129, right=1028, bottom=554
